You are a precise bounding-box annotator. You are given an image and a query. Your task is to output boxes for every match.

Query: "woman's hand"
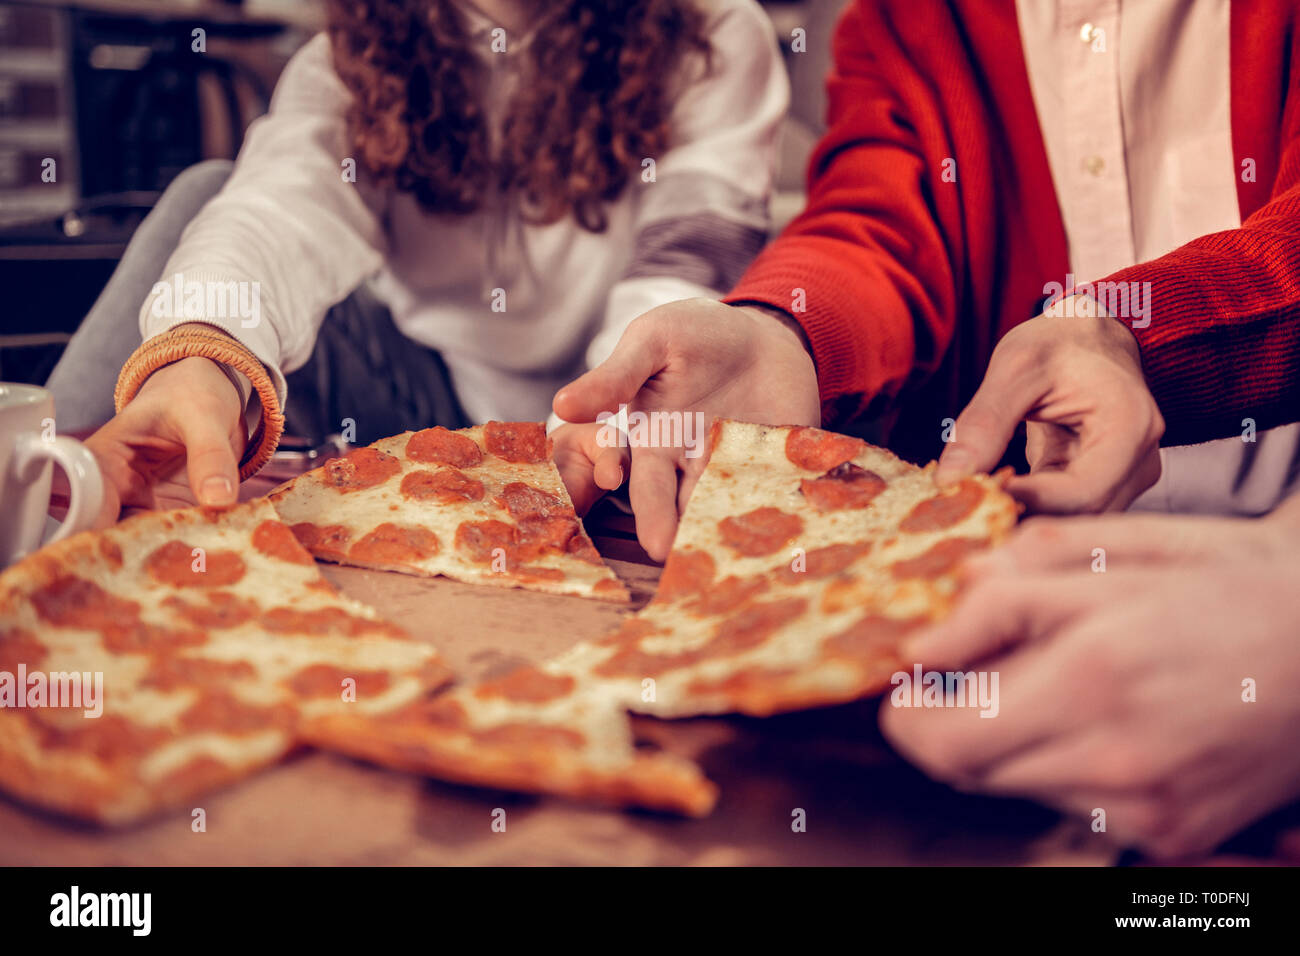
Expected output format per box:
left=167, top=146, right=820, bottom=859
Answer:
left=84, top=353, right=246, bottom=525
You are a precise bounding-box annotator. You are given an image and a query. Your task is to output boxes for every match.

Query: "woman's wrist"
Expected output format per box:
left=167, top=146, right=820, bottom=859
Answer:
left=116, top=324, right=285, bottom=479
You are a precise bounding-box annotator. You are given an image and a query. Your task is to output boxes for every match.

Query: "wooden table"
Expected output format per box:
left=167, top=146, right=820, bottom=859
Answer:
left=1, top=500, right=1115, bottom=865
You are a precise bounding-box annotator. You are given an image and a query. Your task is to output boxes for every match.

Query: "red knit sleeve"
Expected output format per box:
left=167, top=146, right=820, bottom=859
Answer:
left=1102, top=73, right=1300, bottom=445
left=723, top=1, right=959, bottom=425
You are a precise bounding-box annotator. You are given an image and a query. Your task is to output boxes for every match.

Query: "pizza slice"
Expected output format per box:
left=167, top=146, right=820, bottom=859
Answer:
left=302, top=662, right=718, bottom=817
left=551, top=420, right=1019, bottom=718
left=269, top=422, right=629, bottom=603
left=0, top=498, right=453, bottom=824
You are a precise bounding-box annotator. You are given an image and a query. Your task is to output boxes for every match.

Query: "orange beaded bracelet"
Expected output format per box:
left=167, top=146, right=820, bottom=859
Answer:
left=114, top=325, right=285, bottom=481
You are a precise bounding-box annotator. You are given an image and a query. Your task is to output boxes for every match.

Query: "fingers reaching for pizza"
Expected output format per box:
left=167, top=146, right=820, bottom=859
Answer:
left=935, top=305, right=1164, bottom=515
left=84, top=356, right=246, bottom=525
left=552, top=298, right=820, bottom=561
left=550, top=422, right=630, bottom=516
left=884, top=544, right=1300, bottom=859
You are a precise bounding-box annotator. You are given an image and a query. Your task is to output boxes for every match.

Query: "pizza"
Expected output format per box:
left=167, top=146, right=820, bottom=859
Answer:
left=0, top=499, right=452, bottom=824
left=0, top=419, right=1014, bottom=825
left=269, top=422, right=629, bottom=603
left=549, top=420, right=1019, bottom=718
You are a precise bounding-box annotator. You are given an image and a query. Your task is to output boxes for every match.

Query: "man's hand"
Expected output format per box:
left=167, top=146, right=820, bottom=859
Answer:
left=881, top=512, right=1300, bottom=859
left=85, top=354, right=246, bottom=525
left=936, top=303, right=1164, bottom=513
left=553, top=298, right=819, bottom=560
left=551, top=421, right=630, bottom=516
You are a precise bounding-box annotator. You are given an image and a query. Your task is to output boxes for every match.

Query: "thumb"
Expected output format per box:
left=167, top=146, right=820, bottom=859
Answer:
left=935, top=355, right=1042, bottom=487
left=553, top=320, right=667, bottom=424
left=175, top=412, right=241, bottom=506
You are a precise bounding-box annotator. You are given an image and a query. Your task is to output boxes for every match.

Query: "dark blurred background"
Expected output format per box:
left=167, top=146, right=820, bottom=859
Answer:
left=0, top=0, right=843, bottom=393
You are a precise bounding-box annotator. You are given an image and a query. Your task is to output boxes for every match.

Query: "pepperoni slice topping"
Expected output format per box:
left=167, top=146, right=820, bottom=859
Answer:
left=785, top=426, right=867, bottom=472
left=252, top=520, right=315, bottom=565
left=406, top=427, right=483, bottom=468
left=290, top=522, right=352, bottom=560
left=656, top=549, right=717, bottom=602
left=776, top=541, right=873, bottom=583
left=899, top=479, right=986, bottom=532
left=146, top=540, right=247, bottom=588
left=455, top=519, right=520, bottom=564
left=474, top=667, right=575, bottom=704
left=707, top=596, right=808, bottom=655
left=891, top=537, right=988, bottom=579
left=518, top=515, right=583, bottom=559
left=30, top=712, right=169, bottom=760
left=29, top=575, right=139, bottom=630
left=349, top=523, right=439, bottom=566
left=162, top=591, right=259, bottom=629
left=496, top=481, right=564, bottom=519
left=288, top=664, right=392, bottom=698
left=685, top=575, right=768, bottom=618
left=718, top=507, right=804, bottom=558
left=400, top=468, right=485, bottom=504
left=323, top=447, right=402, bottom=492
left=484, top=421, right=550, bottom=463
left=799, top=463, right=887, bottom=512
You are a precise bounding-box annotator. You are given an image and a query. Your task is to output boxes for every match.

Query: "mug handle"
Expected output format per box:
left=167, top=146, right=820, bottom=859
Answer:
left=12, top=433, right=105, bottom=545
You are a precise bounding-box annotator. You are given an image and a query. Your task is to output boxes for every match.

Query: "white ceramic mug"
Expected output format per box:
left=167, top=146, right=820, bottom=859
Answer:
left=0, top=383, right=104, bottom=568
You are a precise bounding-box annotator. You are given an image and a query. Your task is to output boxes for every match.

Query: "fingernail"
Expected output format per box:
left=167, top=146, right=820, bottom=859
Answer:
left=200, top=476, right=234, bottom=505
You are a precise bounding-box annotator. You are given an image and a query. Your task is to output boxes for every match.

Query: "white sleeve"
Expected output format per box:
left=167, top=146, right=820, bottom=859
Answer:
left=580, top=0, right=790, bottom=377
left=138, top=33, right=388, bottom=407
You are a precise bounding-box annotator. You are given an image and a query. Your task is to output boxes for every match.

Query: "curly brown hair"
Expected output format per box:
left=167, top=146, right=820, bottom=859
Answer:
left=326, top=0, right=710, bottom=232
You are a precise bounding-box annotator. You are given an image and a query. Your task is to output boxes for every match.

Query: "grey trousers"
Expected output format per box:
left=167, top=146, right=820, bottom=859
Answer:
left=45, top=159, right=468, bottom=445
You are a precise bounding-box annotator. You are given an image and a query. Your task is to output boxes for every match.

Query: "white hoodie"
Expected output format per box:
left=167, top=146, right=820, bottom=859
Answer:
left=138, top=0, right=789, bottom=426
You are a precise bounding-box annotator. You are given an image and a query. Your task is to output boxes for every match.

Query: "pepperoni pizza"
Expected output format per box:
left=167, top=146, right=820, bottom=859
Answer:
left=269, top=422, right=629, bottom=602
left=551, top=420, right=1019, bottom=718
left=0, top=499, right=453, bottom=824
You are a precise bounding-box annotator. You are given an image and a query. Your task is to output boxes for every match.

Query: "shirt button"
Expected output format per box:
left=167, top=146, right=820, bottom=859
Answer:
left=1083, top=155, right=1105, bottom=176
left=1080, top=22, right=1095, bottom=42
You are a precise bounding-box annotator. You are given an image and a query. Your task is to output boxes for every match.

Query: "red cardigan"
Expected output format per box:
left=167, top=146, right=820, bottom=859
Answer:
left=726, top=0, right=1300, bottom=460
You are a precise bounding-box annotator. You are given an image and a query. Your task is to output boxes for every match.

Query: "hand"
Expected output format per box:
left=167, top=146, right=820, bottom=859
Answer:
left=881, top=514, right=1300, bottom=859
left=935, top=302, right=1164, bottom=514
left=84, top=353, right=246, bottom=525
left=551, top=421, right=630, bottom=516
left=552, top=298, right=819, bottom=560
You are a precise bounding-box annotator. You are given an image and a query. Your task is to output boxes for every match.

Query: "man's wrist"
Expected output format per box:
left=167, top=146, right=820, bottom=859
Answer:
left=730, top=301, right=813, bottom=356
